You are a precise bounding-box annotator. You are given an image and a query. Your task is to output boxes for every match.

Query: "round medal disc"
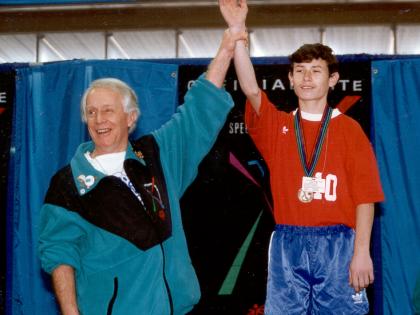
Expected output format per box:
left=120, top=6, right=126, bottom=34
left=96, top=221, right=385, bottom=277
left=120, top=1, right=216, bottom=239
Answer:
left=297, top=188, right=313, bottom=203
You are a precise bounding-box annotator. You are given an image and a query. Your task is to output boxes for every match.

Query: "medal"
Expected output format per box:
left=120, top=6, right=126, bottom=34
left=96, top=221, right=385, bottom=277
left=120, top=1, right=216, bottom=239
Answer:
left=294, top=106, right=332, bottom=203
left=297, top=188, right=313, bottom=203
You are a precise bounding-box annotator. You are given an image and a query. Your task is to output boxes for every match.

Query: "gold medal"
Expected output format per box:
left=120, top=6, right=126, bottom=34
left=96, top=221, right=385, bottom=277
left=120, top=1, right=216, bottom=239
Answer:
left=297, top=188, right=313, bottom=203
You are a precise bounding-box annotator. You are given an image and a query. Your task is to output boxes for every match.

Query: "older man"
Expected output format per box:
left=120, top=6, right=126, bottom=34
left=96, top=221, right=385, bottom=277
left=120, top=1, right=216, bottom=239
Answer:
left=38, top=28, right=245, bottom=315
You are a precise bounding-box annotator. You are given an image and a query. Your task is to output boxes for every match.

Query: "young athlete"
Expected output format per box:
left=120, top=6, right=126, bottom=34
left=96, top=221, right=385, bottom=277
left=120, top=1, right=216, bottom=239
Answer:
left=219, top=0, right=384, bottom=313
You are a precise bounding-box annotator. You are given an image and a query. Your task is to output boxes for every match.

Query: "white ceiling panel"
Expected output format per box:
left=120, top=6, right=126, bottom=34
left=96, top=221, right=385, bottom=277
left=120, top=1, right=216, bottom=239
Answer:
left=178, top=28, right=224, bottom=58
left=396, top=25, right=420, bottom=54
left=38, top=37, right=64, bottom=62
left=250, top=27, right=321, bottom=57
left=0, top=34, right=36, bottom=63
left=42, top=32, right=106, bottom=61
left=110, top=30, right=177, bottom=59
left=324, top=25, right=394, bottom=55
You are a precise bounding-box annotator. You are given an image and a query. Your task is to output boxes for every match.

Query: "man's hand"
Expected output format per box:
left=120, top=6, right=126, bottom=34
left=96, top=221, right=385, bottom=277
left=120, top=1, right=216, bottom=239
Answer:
left=219, top=0, right=248, bottom=33
left=349, top=252, right=374, bottom=293
left=206, top=28, right=247, bottom=87
left=220, top=28, right=248, bottom=55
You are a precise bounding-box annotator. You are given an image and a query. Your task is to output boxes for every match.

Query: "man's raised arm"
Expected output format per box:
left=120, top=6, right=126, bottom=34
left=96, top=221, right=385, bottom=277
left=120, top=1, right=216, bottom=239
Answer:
left=206, top=27, right=247, bottom=88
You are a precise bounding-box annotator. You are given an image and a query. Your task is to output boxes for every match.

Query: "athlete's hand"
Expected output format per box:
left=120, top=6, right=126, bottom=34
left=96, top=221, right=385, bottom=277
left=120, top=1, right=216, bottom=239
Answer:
left=219, top=0, right=248, bottom=34
left=349, top=252, right=374, bottom=293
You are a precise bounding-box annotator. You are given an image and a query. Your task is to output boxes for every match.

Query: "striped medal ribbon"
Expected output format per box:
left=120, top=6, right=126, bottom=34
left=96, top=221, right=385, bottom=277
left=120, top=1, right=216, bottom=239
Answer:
left=294, top=106, right=333, bottom=203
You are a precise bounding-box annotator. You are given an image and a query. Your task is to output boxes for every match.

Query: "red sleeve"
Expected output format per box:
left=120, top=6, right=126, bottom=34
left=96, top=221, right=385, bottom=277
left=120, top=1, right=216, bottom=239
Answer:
left=347, top=120, right=385, bottom=205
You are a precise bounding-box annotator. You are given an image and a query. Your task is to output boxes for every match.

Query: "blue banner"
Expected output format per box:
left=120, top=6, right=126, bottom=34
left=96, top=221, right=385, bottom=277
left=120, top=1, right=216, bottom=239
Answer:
left=5, top=56, right=420, bottom=315
left=371, top=59, right=420, bottom=315
left=7, top=60, right=178, bottom=315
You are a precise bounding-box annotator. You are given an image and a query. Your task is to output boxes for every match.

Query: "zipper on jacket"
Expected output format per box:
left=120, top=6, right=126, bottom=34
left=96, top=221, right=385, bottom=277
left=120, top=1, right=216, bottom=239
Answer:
left=160, top=243, right=174, bottom=315
left=130, top=170, right=173, bottom=315
left=107, top=277, right=119, bottom=315
left=137, top=180, right=173, bottom=315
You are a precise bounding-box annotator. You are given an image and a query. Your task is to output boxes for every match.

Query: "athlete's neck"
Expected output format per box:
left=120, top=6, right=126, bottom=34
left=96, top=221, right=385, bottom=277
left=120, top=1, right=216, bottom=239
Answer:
left=299, top=100, right=327, bottom=114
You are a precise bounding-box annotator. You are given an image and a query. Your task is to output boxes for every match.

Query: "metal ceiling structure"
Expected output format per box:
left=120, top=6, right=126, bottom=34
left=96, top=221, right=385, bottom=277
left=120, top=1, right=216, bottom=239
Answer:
left=1, top=0, right=420, bottom=62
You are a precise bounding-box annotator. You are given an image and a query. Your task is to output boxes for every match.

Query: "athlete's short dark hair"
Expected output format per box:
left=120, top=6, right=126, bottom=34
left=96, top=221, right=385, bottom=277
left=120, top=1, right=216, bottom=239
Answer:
left=289, top=43, right=339, bottom=75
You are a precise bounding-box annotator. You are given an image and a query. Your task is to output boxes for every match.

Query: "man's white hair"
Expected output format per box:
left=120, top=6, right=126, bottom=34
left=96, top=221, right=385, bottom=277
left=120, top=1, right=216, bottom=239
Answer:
left=81, top=78, right=140, bottom=134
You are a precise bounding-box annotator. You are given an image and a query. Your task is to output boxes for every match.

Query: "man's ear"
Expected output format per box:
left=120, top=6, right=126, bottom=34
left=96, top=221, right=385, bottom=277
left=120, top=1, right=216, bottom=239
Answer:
left=329, top=72, right=340, bottom=88
left=127, top=111, right=138, bottom=129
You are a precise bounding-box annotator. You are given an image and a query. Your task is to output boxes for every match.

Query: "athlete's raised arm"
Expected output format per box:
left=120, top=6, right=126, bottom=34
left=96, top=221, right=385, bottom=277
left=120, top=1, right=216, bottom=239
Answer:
left=219, top=0, right=261, bottom=114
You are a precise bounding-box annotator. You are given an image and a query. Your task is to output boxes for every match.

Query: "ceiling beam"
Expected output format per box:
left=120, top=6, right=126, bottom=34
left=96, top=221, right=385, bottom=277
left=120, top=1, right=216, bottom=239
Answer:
left=1, top=2, right=420, bottom=33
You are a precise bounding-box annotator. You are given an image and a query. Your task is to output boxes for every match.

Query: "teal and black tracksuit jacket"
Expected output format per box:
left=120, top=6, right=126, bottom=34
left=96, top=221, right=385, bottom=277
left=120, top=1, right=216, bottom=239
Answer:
left=38, top=75, right=233, bottom=315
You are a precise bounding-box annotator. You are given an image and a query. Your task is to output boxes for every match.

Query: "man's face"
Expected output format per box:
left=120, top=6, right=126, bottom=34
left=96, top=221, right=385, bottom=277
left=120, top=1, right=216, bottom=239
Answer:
left=85, top=87, right=136, bottom=156
left=288, top=58, right=339, bottom=106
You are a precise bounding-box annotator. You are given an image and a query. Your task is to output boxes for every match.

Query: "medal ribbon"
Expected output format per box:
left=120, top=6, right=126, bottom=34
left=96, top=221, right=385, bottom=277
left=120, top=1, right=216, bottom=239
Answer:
left=294, top=106, right=332, bottom=177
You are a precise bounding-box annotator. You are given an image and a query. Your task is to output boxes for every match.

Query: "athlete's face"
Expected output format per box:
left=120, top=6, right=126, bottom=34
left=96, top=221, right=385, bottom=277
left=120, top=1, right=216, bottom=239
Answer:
left=85, top=87, right=137, bottom=157
left=289, top=58, right=339, bottom=108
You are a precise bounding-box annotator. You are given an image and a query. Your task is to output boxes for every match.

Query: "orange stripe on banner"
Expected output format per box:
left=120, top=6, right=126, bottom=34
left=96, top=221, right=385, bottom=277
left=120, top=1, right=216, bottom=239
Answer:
left=336, top=95, right=361, bottom=113
left=0, top=107, right=6, bottom=115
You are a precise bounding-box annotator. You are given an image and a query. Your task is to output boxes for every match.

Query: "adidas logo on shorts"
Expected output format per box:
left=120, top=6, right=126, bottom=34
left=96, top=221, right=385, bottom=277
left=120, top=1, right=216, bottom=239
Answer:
left=352, top=292, right=364, bottom=304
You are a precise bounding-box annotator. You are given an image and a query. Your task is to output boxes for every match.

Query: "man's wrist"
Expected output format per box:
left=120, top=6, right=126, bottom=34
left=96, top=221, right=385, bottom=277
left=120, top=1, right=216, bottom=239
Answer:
left=217, top=45, right=235, bottom=61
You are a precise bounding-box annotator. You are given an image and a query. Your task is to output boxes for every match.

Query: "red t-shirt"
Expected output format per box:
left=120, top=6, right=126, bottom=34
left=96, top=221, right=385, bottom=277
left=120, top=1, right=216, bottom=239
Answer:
left=245, top=91, right=384, bottom=228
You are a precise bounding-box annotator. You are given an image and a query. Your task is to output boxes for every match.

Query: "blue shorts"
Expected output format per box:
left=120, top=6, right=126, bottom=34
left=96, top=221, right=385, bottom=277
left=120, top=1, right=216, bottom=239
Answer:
left=265, top=224, right=369, bottom=315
